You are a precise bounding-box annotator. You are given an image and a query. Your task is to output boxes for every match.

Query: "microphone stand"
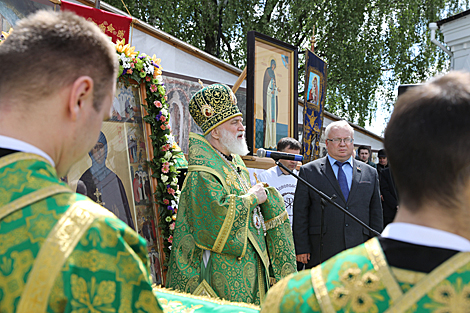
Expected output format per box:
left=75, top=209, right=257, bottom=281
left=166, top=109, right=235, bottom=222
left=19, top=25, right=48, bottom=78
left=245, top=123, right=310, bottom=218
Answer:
left=275, top=160, right=382, bottom=240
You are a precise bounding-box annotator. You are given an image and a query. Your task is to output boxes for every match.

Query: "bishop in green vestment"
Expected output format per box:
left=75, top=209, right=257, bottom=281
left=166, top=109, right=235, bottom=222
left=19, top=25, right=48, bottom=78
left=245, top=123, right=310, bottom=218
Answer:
left=166, top=84, right=297, bottom=305
left=261, top=71, right=470, bottom=313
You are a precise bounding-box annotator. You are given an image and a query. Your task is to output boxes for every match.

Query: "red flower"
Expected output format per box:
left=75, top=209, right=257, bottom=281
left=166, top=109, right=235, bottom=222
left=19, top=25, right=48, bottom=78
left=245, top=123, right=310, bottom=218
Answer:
left=163, top=199, right=170, bottom=205
left=168, top=235, right=173, bottom=244
left=160, top=115, right=166, bottom=122
left=162, top=162, right=170, bottom=173
left=146, top=76, right=151, bottom=82
left=154, top=100, right=162, bottom=108
left=160, top=125, right=166, bottom=130
left=127, top=68, right=133, bottom=74
left=168, top=187, right=175, bottom=195
left=150, top=84, right=158, bottom=92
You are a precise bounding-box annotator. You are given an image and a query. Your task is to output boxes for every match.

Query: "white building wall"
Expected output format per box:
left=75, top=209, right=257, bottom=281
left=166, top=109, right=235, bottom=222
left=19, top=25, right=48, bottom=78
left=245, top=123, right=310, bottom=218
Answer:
left=439, top=13, right=470, bottom=72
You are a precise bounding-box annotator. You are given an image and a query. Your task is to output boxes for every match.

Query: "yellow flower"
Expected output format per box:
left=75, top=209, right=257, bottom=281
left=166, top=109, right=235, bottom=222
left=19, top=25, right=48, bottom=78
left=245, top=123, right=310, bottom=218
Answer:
left=152, top=54, right=163, bottom=76
left=115, top=38, right=126, bottom=53
left=1, top=28, right=13, bottom=43
left=123, top=43, right=138, bottom=57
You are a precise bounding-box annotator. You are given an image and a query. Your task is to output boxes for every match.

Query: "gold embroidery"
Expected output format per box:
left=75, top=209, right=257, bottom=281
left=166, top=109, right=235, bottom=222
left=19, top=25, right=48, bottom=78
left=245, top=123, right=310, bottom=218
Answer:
left=260, top=273, right=293, bottom=313
left=424, top=278, right=470, bottom=312
left=385, top=252, right=470, bottom=313
left=223, top=166, right=239, bottom=189
left=365, top=238, right=403, bottom=301
left=116, top=251, right=145, bottom=285
left=0, top=226, right=29, bottom=255
left=70, top=275, right=116, bottom=311
left=135, top=289, right=162, bottom=312
left=0, top=152, right=49, bottom=171
left=193, top=279, right=218, bottom=298
left=329, top=263, right=384, bottom=312
left=188, top=165, right=230, bottom=194
left=0, top=185, right=71, bottom=221
left=16, top=200, right=114, bottom=313
left=264, top=211, right=288, bottom=231
left=0, top=250, right=34, bottom=313
left=213, top=195, right=236, bottom=254
left=311, top=265, right=336, bottom=313
left=390, top=267, right=426, bottom=285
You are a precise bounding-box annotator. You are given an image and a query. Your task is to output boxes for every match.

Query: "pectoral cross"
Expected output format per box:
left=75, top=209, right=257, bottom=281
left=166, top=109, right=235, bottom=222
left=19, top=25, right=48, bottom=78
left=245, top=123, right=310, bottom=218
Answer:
left=94, top=188, right=105, bottom=206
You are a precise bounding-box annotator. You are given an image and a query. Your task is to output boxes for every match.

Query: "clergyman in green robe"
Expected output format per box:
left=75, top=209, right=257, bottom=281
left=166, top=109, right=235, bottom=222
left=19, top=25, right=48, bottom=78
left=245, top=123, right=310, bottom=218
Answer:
left=261, top=72, right=470, bottom=312
left=0, top=11, right=162, bottom=313
left=166, top=83, right=297, bottom=305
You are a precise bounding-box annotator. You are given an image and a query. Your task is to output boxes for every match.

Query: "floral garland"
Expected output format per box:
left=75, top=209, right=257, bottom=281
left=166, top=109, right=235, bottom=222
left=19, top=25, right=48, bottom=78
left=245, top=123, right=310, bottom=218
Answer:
left=115, top=39, right=180, bottom=266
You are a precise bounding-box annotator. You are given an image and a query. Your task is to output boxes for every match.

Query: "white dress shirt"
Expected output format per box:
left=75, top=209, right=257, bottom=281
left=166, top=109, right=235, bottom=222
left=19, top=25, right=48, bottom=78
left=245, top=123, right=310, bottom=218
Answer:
left=382, top=222, right=470, bottom=252
left=0, top=135, right=55, bottom=166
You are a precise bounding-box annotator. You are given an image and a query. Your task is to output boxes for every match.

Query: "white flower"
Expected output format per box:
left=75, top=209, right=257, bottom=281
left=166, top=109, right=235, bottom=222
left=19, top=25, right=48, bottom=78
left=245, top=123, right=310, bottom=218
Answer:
left=161, top=108, right=168, bottom=116
left=155, top=75, right=163, bottom=84
left=161, top=175, right=169, bottom=183
left=165, top=151, right=172, bottom=159
left=172, top=177, right=178, bottom=184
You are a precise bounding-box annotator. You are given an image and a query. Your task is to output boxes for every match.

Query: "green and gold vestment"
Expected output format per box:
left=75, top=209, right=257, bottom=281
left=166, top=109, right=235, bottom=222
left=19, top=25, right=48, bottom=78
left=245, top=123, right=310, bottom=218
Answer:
left=0, top=152, right=162, bottom=313
left=262, top=237, right=470, bottom=312
left=166, top=133, right=296, bottom=305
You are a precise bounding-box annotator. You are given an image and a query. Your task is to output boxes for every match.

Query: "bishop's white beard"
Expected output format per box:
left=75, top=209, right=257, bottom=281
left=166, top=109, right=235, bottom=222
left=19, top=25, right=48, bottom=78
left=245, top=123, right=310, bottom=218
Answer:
left=219, top=128, right=250, bottom=156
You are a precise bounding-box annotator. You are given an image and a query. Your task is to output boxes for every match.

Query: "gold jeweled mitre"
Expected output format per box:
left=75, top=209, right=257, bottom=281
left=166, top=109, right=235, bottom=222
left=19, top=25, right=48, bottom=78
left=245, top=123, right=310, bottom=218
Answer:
left=189, top=83, right=242, bottom=135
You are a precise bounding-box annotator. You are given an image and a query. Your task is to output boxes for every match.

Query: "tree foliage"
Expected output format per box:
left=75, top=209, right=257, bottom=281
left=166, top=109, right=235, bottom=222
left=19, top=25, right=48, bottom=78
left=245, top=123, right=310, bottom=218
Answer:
left=107, top=0, right=469, bottom=126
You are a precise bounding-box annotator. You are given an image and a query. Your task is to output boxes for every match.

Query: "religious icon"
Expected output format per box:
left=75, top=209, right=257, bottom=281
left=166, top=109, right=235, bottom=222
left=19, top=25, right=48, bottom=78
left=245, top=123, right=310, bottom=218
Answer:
left=76, top=131, right=135, bottom=230
left=263, top=59, right=280, bottom=149
left=248, top=31, right=298, bottom=153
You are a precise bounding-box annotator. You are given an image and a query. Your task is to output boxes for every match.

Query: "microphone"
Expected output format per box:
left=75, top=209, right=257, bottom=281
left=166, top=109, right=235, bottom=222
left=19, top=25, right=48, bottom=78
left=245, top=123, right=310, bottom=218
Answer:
left=256, top=148, right=303, bottom=161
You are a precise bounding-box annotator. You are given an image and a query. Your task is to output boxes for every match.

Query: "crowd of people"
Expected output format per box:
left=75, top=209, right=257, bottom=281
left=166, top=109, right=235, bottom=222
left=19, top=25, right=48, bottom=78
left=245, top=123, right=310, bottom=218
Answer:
left=2, top=9, right=470, bottom=313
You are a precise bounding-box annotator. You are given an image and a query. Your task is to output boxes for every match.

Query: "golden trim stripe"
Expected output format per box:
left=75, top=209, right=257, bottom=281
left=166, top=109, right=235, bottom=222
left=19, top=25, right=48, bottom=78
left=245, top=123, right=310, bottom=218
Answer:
left=239, top=196, right=252, bottom=260
left=264, top=211, right=288, bottom=231
left=0, top=152, right=50, bottom=169
left=385, top=252, right=470, bottom=313
left=365, top=238, right=403, bottom=302
left=213, top=195, right=236, bottom=254
left=260, top=274, right=293, bottom=313
left=390, top=267, right=426, bottom=285
left=311, top=265, right=335, bottom=313
left=188, top=165, right=230, bottom=194
left=248, top=231, right=270, bottom=271
left=16, top=200, right=114, bottom=313
left=258, top=255, right=266, bottom=304
left=0, top=185, right=72, bottom=221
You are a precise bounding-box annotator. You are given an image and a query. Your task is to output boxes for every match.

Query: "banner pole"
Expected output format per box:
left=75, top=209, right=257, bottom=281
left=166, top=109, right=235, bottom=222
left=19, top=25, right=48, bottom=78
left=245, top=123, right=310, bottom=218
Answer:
left=232, top=66, right=247, bottom=93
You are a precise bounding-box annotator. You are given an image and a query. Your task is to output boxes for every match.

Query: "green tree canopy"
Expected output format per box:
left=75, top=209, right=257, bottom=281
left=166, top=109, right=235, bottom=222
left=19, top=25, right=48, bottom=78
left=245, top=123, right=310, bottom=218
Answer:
left=107, top=0, right=468, bottom=126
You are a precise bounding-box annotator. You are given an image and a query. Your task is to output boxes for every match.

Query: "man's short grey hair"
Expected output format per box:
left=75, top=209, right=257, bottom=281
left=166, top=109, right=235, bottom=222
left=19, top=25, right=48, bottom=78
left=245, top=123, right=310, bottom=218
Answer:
left=325, top=120, right=354, bottom=139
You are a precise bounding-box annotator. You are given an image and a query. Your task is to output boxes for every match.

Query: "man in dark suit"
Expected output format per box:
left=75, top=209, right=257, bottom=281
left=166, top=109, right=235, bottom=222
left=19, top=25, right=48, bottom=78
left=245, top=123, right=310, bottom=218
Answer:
left=380, top=167, right=398, bottom=227
left=293, top=120, right=383, bottom=268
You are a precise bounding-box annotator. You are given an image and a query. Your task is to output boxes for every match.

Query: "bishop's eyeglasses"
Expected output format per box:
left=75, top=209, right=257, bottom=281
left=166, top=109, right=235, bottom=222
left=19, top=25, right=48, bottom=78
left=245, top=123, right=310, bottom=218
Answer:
left=327, top=137, right=354, bottom=144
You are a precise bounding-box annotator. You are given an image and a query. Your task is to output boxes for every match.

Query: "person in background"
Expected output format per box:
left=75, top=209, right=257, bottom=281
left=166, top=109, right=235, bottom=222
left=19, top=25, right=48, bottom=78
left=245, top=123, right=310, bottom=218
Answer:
left=358, top=145, right=377, bottom=168
left=376, top=148, right=388, bottom=176
left=262, top=71, right=470, bottom=312
left=258, top=137, right=302, bottom=228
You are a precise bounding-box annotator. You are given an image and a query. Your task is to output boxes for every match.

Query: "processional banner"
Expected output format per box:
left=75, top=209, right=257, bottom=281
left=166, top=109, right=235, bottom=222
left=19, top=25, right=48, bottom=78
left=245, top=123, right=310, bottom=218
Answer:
left=302, top=49, right=327, bottom=163
left=60, top=0, right=132, bottom=44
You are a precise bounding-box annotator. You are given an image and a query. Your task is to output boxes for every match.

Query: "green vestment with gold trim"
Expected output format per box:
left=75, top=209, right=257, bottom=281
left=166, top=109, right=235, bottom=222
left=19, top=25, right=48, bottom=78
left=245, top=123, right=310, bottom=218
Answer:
left=262, top=237, right=470, bottom=313
left=166, top=133, right=296, bottom=305
left=0, top=152, right=163, bottom=313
